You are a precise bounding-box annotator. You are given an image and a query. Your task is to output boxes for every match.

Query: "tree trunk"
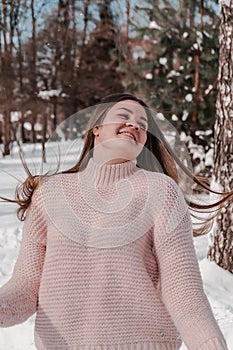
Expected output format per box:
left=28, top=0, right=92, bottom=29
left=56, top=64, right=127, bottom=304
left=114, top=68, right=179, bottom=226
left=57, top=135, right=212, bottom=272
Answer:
left=1, top=0, right=16, bottom=155
left=30, top=0, right=37, bottom=144
left=190, top=0, right=203, bottom=141
left=1, top=108, right=11, bottom=156
left=42, top=109, right=48, bottom=163
left=81, top=0, right=90, bottom=49
left=125, top=0, right=130, bottom=38
left=207, top=0, right=233, bottom=273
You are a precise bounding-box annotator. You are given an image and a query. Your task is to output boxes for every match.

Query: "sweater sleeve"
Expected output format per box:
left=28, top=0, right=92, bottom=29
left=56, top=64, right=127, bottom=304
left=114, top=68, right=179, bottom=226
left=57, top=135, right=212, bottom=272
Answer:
left=0, top=184, right=47, bottom=327
left=153, top=176, right=228, bottom=350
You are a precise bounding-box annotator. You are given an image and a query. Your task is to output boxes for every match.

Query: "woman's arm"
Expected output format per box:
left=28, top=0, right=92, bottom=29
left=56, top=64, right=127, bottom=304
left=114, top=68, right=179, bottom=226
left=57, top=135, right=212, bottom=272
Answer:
left=153, top=176, right=228, bottom=350
left=0, top=185, right=47, bottom=327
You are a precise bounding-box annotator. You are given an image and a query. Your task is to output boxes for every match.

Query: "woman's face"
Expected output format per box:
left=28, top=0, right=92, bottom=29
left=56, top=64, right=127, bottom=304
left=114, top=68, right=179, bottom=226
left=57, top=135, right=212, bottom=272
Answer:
left=93, top=100, right=148, bottom=164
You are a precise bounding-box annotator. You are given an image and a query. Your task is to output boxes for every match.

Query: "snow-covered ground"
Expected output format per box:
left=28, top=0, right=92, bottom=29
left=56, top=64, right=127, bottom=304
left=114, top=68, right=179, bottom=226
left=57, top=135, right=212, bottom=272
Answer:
left=0, top=141, right=232, bottom=350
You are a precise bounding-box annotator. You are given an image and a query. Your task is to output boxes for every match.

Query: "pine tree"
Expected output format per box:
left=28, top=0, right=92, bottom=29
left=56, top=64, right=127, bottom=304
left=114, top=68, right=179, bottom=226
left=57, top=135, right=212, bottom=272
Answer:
left=207, top=0, right=233, bottom=273
left=76, top=0, right=124, bottom=109
left=125, top=0, right=219, bottom=146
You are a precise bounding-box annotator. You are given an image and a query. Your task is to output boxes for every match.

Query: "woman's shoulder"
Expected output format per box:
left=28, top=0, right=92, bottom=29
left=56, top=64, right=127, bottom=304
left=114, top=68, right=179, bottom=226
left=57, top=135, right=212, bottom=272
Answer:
left=139, top=168, right=179, bottom=191
left=139, top=169, right=187, bottom=213
left=28, top=172, right=78, bottom=220
left=37, top=171, right=76, bottom=186
left=31, top=172, right=75, bottom=202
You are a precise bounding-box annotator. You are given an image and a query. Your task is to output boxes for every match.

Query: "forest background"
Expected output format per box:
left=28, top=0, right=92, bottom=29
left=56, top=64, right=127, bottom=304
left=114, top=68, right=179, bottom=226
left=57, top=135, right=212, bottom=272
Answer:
left=0, top=1, right=233, bottom=348
left=0, top=0, right=220, bottom=171
left=0, top=0, right=233, bottom=270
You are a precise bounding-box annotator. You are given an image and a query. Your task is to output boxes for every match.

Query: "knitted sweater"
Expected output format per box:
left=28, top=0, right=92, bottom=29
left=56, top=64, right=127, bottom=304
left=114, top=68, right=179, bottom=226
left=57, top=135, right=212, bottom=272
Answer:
left=0, top=158, right=228, bottom=350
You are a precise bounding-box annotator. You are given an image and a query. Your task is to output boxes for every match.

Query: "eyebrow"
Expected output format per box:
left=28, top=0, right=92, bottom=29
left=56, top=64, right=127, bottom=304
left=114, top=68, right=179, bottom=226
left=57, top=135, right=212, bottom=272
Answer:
left=117, top=108, right=148, bottom=124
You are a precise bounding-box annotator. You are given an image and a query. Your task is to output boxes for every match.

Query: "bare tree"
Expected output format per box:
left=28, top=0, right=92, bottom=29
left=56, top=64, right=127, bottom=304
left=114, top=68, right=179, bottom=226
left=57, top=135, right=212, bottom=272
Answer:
left=81, top=0, right=91, bottom=50
left=30, top=0, right=37, bottom=143
left=125, top=0, right=130, bottom=38
left=207, top=0, right=233, bottom=273
left=0, top=0, right=20, bottom=155
left=16, top=24, right=27, bottom=144
left=189, top=0, right=204, bottom=141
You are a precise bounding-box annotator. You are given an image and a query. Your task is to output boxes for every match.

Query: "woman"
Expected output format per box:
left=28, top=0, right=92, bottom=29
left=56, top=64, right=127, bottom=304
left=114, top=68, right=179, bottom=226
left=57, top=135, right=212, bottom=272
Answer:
left=0, top=93, right=231, bottom=349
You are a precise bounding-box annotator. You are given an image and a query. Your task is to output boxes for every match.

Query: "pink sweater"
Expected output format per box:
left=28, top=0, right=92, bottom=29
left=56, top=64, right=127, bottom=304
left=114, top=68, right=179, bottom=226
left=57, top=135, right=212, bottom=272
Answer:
left=0, top=158, right=228, bottom=350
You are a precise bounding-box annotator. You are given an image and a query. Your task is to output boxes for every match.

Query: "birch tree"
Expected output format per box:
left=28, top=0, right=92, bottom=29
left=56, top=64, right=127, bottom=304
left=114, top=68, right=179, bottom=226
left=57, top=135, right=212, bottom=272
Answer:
left=207, top=0, right=233, bottom=273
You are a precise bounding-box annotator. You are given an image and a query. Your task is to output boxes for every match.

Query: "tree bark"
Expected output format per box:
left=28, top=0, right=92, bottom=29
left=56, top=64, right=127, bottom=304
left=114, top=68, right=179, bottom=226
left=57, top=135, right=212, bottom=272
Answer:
left=0, top=0, right=17, bottom=155
left=207, top=0, right=233, bottom=273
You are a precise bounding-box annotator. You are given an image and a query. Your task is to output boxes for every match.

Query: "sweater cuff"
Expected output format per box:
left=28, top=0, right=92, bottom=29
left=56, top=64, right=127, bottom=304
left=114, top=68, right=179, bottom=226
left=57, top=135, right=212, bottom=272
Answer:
left=199, top=337, right=228, bottom=350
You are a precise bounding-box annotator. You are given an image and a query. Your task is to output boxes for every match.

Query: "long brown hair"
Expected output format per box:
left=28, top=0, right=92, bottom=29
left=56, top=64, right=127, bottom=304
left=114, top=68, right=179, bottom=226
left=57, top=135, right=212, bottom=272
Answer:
left=1, top=93, right=233, bottom=235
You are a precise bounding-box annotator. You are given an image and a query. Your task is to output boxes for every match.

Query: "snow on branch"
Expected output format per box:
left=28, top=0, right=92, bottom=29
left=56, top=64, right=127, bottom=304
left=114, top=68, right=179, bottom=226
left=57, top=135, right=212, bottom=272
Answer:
left=38, top=89, right=61, bottom=100
left=219, top=0, right=232, bottom=7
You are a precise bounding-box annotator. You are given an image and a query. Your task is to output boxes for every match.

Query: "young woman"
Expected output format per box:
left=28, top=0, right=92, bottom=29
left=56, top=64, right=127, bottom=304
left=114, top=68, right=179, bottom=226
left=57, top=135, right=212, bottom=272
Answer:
left=0, top=93, right=231, bottom=350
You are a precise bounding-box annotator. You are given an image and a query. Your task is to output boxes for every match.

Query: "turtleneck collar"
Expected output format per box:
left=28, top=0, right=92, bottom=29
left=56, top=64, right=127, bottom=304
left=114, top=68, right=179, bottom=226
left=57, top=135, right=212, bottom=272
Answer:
left=79, top=157, right=139, bottom=187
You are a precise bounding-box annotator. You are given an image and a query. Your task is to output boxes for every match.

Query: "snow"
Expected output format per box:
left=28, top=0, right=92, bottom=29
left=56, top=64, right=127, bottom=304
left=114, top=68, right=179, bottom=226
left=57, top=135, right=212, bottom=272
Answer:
left=149, top=20, right=161, bottom=30
left=205, top=148, right=214, bottom=167
left=0, top=141, right=233, bottom=350
left=171, top=114, right=178, bottom=121
left=10, top=112, right=21, bottom=123
left=180, top=131, right=187, bottom=141
left=159, top=57, right=167, bottom=66
left=167, top=70, right=181, bottom=78
left=189, top=143, right=206, bottom=174
left=132, top=46, right=145, bottom=60
left=204, top=30, right=211, bottom=38
left=205, top=84, right=213, bottom=95
left=34, top=122, right=43, bottom=131
left=196, top=30, right=203, bottom=44
left=185, top=93, right=193, bottom=102
left=145, top=73, right=153, bottom=80
left=205, top=129, right=213, bottom=136
left=182, top=110, right=189, bottom=121
left=38, top=89, right=61, bottom=100
left=23, top=122, right=32, bottom=131
left=220, top=0, right=231, bottom=7
left=156, top=112, right=165, bottom=121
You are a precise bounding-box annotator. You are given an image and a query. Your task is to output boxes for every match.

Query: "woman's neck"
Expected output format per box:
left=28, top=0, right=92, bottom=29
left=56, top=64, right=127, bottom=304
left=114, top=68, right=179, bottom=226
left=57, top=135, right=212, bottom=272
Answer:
left=93, top=156, right=130, bottom=166
left=92, top=151, right=134, bottom=166
left=79, top=157, right=138, bottom=188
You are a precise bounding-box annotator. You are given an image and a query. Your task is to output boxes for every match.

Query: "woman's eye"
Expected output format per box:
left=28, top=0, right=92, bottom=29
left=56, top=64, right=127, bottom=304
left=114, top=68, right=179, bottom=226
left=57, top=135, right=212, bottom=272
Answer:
left=139, top=122, right=148, bottom=131
left=117, top=114, right=147, bottom=130
left=119, top=114, right=129, bottom=119
left=139, top=123, right=146, bottom=130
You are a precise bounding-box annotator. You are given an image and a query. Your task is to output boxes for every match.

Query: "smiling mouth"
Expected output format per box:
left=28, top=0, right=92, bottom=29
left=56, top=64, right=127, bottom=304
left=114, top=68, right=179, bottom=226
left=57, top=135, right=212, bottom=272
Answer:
left=118, top=132, right=137, bottom=143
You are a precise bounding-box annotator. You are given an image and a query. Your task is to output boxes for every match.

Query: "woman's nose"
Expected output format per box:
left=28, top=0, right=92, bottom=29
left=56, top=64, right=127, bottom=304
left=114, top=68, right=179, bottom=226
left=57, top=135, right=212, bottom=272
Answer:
left=125, top=121, right=140, bottom=130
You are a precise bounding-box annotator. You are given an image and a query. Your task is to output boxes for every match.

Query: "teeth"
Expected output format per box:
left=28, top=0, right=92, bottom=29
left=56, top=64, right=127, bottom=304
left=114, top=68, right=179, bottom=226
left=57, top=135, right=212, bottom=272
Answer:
left=119, top=132, right=135, bottom=140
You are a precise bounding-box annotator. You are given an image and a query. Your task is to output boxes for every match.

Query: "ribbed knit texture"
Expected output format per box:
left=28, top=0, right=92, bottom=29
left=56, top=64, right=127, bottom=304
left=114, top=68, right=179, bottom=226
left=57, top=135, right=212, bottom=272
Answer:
left=0, top=158, right=228, bottom=350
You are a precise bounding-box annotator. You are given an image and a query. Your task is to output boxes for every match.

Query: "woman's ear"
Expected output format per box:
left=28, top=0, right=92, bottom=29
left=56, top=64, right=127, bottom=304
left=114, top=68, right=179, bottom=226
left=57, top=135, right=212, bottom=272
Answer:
left=93, top=126, right=99, bottom=136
